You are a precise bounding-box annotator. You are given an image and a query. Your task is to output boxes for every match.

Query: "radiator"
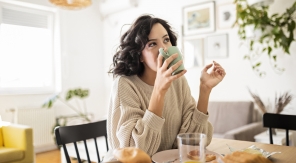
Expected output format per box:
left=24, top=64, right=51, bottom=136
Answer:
left=14, top=108, right=57, bottom=153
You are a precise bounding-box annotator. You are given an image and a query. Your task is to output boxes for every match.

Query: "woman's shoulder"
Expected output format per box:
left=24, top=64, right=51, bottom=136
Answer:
left=113, top=75, right=153, bottom=94
left=112, top=75, right=142, bottom=90
left=113, top=75, right=137, bottom=85
left=111, top=75, right=139, bottom=96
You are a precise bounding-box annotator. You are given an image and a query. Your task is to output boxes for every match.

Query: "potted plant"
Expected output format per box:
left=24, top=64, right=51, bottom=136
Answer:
left=248, top=88, right=293, bottom=135
left=235, top=0, right=296, bottom=76
left=43, top=88, right=91, bottom=121
left=43, top=88, right=92, bottom=147
left=43, top=88, right=92, bottom=125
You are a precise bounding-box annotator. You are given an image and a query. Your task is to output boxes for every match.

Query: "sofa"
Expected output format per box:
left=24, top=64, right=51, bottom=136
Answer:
left=0, top=123, right=33, bottom=163
left=208, top=101, right=266, bottom=142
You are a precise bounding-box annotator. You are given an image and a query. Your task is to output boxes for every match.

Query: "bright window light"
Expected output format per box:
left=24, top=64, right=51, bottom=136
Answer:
left=0, top=2, right=60, bottom=95
left=0, top=24, right=53, bottom=88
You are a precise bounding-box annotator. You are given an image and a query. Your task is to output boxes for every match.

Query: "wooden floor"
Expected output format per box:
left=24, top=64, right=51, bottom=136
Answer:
left=36, top=149, right=61, bottom=163
left=36, top=150, right=95, bottom=163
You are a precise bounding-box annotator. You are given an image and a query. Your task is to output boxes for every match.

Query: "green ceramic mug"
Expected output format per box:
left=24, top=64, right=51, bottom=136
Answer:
left=159, top=46, right=185, bottom=75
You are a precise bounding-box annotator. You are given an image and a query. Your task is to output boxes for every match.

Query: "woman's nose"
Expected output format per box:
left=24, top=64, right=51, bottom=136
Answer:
left=159, top=43, right=169, bottom=52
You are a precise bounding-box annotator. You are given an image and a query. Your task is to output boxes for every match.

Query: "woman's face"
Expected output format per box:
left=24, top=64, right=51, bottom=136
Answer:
left=141, top=23, right=172, bottom=73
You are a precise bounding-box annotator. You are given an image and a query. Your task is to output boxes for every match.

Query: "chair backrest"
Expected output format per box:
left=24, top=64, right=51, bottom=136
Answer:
left=54, top=120, right=108, bottom=163
left=263, top=113, right=296, bottom=146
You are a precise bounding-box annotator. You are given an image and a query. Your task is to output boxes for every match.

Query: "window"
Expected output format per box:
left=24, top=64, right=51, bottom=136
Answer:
left=0, top=1, right=60, bottom=95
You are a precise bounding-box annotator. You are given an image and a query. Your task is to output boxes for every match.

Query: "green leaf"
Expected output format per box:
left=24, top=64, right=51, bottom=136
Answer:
left=65, top=88, right=89, bottom=100
left=272, top=27, right=280, bottom=34
left=271, top=13, right=279, bottom=18
left=273, top=55, right=277, bottom=61
left=262, top=47, right=267, bottom=52
left=259, top=33, right=270, bottom=43
left=244, top=55, right=250, bottom=60
left=291, top=20, right=295, bottom=31
left=48, top=100, right=52, bottom=108
left=268, top=46, right=272, bottom=55
left=250, top=40, right=254, bottom=50
left=252, top=62, right=261, bottom=69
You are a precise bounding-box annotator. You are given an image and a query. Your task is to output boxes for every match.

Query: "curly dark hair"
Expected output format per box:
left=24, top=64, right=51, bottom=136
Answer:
left=108, top=14, right=178, bottom=77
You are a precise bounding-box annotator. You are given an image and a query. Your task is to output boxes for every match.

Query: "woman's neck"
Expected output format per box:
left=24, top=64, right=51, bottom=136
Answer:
left=138, top=70, right=156, bottom=86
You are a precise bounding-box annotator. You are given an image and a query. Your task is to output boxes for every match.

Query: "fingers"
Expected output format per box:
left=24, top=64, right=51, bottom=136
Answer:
left=158, top=53, right=186, bottom=81
left=157, top=47, right=169, bottom=68
left=213, top=61, right=226, bottom=76
left=202, top=63, right=213, bottom=73
left=157, top=53, right=163, bottom=69
left=167, top=59, right=183, bottom=74
left=170, top=69, right=187, bottom=80
left=161, top=53, right=178, bottom=70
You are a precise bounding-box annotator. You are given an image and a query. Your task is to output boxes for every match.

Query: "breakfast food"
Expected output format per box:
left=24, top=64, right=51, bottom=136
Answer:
left=243, top=148, right=264, bottom=155
left=187, top=149, right=216, bottom=162
left=218, top=151, right=273, bottom=163
left=113, top=147, right=151, bottom=163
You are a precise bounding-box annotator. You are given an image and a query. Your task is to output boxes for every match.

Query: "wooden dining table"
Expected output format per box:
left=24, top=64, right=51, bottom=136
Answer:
left=207, top=138, right=296, bottom=163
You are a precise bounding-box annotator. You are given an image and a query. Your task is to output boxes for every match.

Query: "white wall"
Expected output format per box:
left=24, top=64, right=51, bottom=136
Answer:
left=102, top=0, right=296, bottom=116
left=0, top=0, right=107, bottom=122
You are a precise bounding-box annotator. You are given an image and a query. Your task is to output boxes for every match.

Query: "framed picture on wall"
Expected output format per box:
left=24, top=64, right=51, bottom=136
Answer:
left=183, top=1, right=215, bottom=36
left=217, top=3, right=236, bottom=29
left=205, top=34, right=228, bottom=58
left=182, top=37, right=204, bottom=68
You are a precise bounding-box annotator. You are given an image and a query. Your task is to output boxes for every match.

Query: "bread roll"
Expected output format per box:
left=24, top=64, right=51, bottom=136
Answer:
left=113, top=147, right=151, bottom=163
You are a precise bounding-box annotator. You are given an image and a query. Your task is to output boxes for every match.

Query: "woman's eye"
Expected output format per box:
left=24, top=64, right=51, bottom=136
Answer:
left=164, top=38, right=170, bottom=43
left=148, top=42, right=156, bottom=47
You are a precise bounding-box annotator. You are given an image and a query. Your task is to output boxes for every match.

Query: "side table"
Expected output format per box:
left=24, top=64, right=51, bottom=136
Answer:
left=254, top=130, right=294, bottom=146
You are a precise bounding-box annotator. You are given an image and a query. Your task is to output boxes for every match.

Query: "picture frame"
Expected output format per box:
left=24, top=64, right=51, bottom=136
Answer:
left=217, top=3, right=236, bottom=29
left=183, top=1, right=215, bottom=36
left=205, top=34, right=228, bottom=58
left=182, top=37, right=204, bottom=68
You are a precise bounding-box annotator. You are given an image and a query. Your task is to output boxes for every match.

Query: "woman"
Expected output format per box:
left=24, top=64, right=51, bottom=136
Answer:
left=107, top=14, right=226, bottom=156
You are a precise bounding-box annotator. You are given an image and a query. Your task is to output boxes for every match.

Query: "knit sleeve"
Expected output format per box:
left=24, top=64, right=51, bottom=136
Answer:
left=108, top=77, right=165, bottom=156
left=175, top=77, right=213, bottom=147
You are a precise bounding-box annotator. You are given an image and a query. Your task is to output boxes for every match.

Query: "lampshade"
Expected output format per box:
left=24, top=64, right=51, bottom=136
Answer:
left=49, top=0, right=92, bottom=10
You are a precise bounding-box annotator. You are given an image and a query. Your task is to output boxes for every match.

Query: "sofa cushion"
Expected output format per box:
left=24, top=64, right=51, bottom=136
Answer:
left=0, top=128, right=3, bottom=147
left=0, top=147, right=24, bottom=163
left=208, top=101, right=254, bottom=134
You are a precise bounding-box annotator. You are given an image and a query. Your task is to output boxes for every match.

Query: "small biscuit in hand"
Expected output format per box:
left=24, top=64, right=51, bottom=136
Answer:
left=113, top=147, right=151, bottom=163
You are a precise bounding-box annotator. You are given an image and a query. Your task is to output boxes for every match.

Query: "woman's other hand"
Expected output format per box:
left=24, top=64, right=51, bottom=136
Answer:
left=200, top=61, right=226, bottom=90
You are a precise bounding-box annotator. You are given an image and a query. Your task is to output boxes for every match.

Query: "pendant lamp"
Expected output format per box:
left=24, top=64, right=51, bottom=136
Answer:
left=49, top=0, right=92, bottom=10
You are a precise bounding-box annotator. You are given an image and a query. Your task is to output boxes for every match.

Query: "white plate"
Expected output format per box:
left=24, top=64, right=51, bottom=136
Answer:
left=152, top=149, right=222, bottom=163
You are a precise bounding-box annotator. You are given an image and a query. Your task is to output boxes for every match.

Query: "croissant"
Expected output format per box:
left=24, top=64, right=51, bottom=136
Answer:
left=216, top=151, right=273, bottom=163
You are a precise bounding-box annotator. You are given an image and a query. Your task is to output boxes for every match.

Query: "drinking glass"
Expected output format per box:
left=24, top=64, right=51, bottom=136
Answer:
left=177, top=133, right=207, bottom=163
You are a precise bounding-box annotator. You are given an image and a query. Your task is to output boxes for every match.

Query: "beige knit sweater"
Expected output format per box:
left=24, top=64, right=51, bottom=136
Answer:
left=107, top=75, right=213, bottom=156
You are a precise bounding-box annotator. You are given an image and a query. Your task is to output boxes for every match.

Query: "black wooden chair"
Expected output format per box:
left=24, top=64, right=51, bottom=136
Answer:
left=54, top=120, right=109, bottom=163
left=263, top=113, right=296, bottom=146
